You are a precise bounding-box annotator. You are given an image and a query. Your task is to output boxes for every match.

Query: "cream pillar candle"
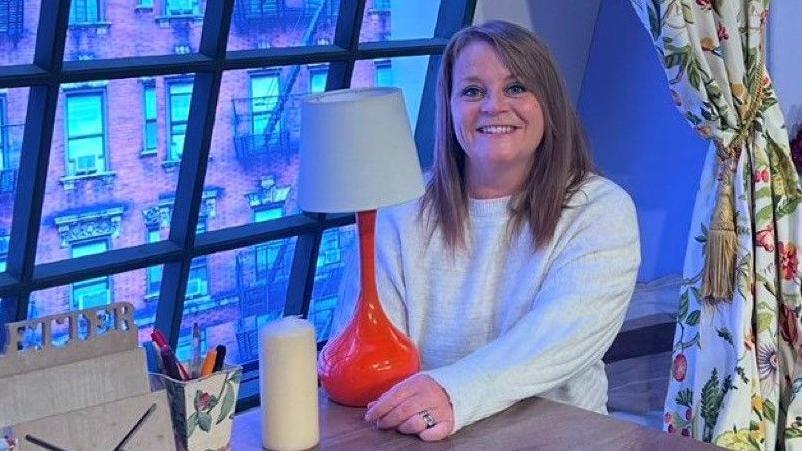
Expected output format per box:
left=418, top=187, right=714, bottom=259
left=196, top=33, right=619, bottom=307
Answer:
left=259, top=316, right=320, bottom=451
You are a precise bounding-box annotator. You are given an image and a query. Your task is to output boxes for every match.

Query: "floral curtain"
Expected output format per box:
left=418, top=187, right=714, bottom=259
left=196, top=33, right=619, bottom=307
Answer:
left=629, top=0, right=802, bottom=448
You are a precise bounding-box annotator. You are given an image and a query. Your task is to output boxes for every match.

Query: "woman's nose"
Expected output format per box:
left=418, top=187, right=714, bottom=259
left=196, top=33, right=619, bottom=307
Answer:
left=481, top=90, right=508, bottom=114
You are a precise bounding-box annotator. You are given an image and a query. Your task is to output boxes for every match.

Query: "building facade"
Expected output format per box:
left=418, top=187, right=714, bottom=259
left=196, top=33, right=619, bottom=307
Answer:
left=0, top=0, right=396, bottom=363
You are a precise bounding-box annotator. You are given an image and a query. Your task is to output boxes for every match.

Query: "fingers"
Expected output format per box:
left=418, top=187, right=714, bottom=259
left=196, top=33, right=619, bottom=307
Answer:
left=375, top=396, right=424, bottom=429
left=396, top=412, right=426, bottom=435
left=364, top=382, right=414, bottom=423
left=419, top=421, right=452, bottom=442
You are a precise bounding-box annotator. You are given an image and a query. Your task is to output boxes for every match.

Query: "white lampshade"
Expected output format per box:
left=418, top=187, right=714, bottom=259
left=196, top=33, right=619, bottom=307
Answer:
left=298, top=87, right=425, bottom=213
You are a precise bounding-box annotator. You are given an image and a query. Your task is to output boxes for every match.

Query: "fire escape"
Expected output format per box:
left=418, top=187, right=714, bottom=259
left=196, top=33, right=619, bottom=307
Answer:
left=231, top=0, right=336, bottom=164
left=0, top=0, right=24, bottom=43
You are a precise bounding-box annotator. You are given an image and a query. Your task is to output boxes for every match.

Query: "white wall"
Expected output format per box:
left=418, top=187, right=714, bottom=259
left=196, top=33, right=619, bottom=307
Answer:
left=474, top=0, right=601, bottom=106
left=769, top=1, right=802, bottom=133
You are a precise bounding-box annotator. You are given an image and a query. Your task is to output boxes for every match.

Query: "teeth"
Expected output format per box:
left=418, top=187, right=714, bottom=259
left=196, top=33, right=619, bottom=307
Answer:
left=479, top=125, right=515, bottom=134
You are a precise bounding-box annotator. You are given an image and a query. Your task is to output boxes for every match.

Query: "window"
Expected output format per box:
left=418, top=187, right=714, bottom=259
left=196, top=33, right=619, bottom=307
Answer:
left=0, top=94, right=6, bottom=171
left=254, top=205, right=284, bottom=279
left=375, top=59, right=393, bottom=87
left=165, top=0, right=199, bottom=16
left=186, top=220, right=209, bottom=300
left=137, top=0, right=154, bottom=8
left=186, top=258, right=209, bottom=299
left=0, top=235, right=9, bottom=272
left=71, top=240, right=111, bottom=309
left=176, top=327, right=206, bottom=363
left=146, top=229, right=162, bottom=296
left=308, top=65, right=328, bottom=94
left=373, top=0, right=391, bottom=12
left=316, top=229, right=341, bottom=266
left=65, top=92, right=107, bottom=176
left=250, top=72, right=281, bottom=143
left=167, top=80, right=193, bottom=161
left=69, top=0, right=102, bottom=25
left=143, top=82, right=158, bottom=153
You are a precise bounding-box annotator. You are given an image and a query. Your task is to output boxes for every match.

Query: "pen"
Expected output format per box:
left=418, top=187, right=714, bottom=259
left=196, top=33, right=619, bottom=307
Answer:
left=151, top=329, right=169, bottom=349
left=212, top=345, right=226, bottom=373
left=191, top=323, right=202, bottom=379
left=201, top=349, right=217, bottom=377
left=160, top=345, right=183, bottom=380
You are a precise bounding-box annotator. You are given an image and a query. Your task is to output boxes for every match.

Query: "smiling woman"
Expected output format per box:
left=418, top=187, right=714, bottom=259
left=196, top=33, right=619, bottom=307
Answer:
left=328, top=20, right=642, bottom=442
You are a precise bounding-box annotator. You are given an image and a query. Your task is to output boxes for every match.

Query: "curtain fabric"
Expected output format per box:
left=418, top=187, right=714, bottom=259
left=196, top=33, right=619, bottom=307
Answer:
left=629, top=0, right=802, bottom=448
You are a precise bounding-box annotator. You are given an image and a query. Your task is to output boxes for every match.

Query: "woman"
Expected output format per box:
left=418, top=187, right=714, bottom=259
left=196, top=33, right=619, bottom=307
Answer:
left=329, top=20, right=641, bottom=441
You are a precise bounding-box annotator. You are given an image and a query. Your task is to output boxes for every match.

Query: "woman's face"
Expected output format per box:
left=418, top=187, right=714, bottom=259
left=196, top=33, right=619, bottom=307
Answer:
left=450, top=41, right=545, bottom=182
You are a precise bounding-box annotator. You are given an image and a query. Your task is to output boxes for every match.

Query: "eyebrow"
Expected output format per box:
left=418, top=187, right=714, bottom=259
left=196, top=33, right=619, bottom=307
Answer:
left=455, top=74, right=518, bottom=84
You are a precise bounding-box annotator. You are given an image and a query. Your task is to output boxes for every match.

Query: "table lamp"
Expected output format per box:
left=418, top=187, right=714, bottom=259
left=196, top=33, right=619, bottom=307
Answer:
left=298, top=87, right=424, bottom=407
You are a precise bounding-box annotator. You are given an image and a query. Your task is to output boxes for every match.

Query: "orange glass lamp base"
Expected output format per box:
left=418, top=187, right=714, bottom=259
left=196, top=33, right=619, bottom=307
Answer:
left=317, top=210, right=420, bottom=407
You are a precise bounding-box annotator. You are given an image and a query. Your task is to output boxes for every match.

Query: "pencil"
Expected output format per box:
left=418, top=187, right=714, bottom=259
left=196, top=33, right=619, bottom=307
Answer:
left=201, top=349, right=217, bottom=377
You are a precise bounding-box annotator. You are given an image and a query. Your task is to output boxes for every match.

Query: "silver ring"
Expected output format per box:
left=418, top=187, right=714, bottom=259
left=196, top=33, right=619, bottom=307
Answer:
left=420, top=410, right=437, bottom=429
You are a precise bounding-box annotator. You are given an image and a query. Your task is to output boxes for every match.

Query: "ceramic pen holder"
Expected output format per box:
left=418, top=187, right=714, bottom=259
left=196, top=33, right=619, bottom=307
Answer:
left=150, top=365, right=242, bottom=451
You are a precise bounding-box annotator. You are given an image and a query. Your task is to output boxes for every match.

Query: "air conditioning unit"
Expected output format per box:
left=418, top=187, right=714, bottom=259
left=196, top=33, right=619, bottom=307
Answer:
left=186, top=278, right=207, bottom=298
left=74, top=154, right=99, bottom=175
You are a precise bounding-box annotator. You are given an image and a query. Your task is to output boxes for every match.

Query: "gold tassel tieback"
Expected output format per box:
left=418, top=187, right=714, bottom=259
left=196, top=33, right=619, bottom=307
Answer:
left=701, top=48, right=768, bottom=302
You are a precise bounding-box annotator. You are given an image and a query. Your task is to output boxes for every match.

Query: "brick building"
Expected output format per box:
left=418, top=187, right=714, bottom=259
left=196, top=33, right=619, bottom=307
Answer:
left=0, top=0, right=394, bottom=363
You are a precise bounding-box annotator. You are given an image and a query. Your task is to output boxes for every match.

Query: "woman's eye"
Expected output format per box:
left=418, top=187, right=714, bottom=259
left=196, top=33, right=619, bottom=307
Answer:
left=461, top=86, right=483, bottom=98
left=507, top=84, right=526, bottom=95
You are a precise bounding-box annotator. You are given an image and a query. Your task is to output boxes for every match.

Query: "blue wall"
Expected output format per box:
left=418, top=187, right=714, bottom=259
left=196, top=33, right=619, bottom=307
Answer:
left=577, top=0, right=707, bottom=282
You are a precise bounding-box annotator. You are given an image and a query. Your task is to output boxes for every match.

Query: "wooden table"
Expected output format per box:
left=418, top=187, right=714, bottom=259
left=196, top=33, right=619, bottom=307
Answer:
left=232, top=391, right=721, bottom=450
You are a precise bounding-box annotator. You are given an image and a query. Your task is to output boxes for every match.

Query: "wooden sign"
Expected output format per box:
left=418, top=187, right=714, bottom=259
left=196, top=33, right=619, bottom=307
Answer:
left=0, top=302, right=176, bottom=450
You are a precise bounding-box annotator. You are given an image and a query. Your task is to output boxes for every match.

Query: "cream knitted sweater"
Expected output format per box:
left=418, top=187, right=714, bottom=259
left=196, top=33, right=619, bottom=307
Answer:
left=329, top=175, right=641, bottom=433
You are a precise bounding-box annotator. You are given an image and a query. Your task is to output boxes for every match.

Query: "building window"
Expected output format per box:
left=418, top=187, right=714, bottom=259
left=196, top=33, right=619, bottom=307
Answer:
left=254, top=205, right=283, bottom=223
left=249, top=72, right=281, bottom=142
left=71, top=239, right=111, bottom=309
left=146, top=229, right=162, bottom=297
left=373, top=0, right=391, bottom=12
left=143, top=81, right=158, bottom=154
left=69, top=0, right=102, bottom=25
left=167, top=80, right=193, bottom=161
left=0, top=93, right=6, bottom=171
left=176, top=327, right=206, bottom=363
left=375, top=59, right=393, bottom=87
left=165, top=0, right=199, bottom=16
left=186, top=220, right=209, bottom=300
left=308, top=65, right=328, bottom=94
left=316, top=229, right=341, bottom=267
left=254, top=204, right=284, bottom=280
left=0, top=235, right=9, bottom=272
left=65, top=91, right=107, bottom=176
left=137, top=0, right=154, bottom=8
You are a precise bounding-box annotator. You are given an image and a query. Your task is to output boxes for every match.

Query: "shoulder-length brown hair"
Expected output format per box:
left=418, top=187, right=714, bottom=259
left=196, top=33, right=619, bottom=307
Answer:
left=420, top=20, right=595, bottom=251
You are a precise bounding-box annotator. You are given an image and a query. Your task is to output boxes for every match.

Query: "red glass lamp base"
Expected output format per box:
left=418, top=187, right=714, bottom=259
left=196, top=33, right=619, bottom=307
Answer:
left=317, top=210, right=420, bottom=407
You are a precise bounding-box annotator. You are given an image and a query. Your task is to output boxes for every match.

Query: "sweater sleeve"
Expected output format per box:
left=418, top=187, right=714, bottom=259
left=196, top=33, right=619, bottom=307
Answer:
left=423, top=186, right=641, bottom=433
left=328, top=207, right=409, bottom=340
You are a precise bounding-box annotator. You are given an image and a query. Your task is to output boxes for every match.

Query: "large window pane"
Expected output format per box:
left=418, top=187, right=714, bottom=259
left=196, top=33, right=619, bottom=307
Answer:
left=177, top=238, right=297, bottom=365
left=227, top=0, right=340, bottom=51
left=204, top=66, right=325, bottom=233
left=0, top=1, right=40, bottom=66
left=64, top=0, right=203, bottom=61
left=35, top=76, right=194, bottom=265
left=0, top=87, right=27, bottom=269
left=360, top=0, right=437, bottom=43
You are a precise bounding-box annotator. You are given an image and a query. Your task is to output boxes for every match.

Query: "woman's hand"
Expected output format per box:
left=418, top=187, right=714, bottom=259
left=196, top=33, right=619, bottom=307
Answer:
left=363, top=373, right=454, bottom=441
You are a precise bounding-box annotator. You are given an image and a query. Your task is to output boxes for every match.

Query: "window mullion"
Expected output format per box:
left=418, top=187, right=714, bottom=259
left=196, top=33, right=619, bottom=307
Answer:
left=154, top=0, right=234, bottom=349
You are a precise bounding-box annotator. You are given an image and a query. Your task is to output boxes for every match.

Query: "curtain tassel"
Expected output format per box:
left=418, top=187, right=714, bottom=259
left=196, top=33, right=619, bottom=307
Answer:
left=701, top=156, right=738, bottom=302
